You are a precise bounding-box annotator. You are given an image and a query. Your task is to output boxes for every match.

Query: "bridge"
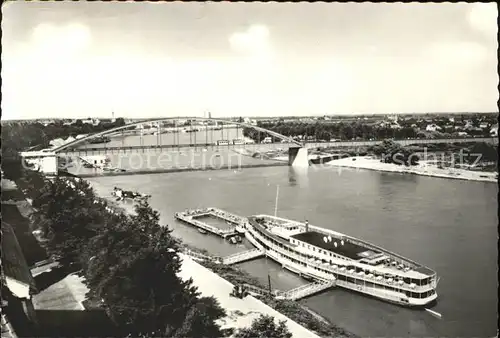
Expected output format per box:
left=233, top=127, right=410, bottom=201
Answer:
left=275, top=280, right=336, bottom=301
left=18, top=116, right=497, bottom=176
left=20, top=117, right=310, bottom=175
left=235, top=280, right=335, bottom=301
left=222, top=249, right=265, bottom=265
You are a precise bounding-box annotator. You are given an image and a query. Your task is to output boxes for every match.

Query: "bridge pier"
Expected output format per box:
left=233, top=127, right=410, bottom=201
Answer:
left=288, top=146, right=309, bottom=167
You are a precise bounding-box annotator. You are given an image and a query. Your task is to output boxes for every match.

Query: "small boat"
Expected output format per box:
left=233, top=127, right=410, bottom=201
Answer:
left=198, top=228, right=208, bottom=234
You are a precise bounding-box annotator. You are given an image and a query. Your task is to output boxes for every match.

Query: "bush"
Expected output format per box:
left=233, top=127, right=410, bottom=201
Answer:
left=368, top=140, right=419, bottom=166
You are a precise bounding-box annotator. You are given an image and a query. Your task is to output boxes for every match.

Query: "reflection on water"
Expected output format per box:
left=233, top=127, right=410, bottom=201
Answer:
left=288, top=166, right=309, bottom=187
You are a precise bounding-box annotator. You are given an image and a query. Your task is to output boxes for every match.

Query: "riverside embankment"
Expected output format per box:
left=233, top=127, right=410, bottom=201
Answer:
left=326, top=156, right=498, bottom=183
left=178, top=254, right=323, bottom=338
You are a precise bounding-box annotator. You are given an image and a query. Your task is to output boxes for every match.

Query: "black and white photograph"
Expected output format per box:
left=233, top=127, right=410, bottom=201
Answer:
left=1, top=2, right=498, bottom=338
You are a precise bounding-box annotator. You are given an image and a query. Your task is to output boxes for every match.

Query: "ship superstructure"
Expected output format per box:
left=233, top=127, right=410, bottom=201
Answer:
left=243, top=214, right=438, bottom=307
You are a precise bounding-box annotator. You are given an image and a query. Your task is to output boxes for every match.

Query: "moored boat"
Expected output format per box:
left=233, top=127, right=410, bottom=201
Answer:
left=243, top=215, right=439, bottom=307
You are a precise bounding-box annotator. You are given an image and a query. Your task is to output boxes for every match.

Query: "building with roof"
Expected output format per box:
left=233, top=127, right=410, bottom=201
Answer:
left=1, top=221, right=39, bottom=336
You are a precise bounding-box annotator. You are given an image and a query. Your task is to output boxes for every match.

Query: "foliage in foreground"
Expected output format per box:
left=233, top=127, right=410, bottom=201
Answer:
left=22, top=171, right=227, bottom=337
left=234, top=314, right=292, bottom=338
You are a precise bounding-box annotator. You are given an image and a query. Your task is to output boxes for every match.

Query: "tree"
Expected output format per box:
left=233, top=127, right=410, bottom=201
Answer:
left=171, top=296, right=227, bottom=338
left=16, top=169, right=46, bottom=201
left=114, top=117, right=126, bottom=127
left=234, top=314, right=292, bottom=338
left=31, top=177, right=105, bottom=266
left=84, top=201, right=226, bottom=337
left=368, top=140, right=419, bottom=166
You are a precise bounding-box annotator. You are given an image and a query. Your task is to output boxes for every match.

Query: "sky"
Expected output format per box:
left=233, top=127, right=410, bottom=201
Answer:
left=1, top=2, right=498, bottom=119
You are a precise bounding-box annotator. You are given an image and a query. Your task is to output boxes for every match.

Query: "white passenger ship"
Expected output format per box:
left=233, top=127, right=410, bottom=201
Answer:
left=243, top=215, right=439, bottom=307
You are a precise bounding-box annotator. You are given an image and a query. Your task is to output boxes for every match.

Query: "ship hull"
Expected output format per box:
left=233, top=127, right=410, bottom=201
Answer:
left=244, top=216, right=438, bottom=308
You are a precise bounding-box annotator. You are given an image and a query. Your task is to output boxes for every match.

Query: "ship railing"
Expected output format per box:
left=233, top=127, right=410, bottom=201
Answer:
left=207, top=208, right=246, bottom=223
left=250, top=229, right=436, bottom=293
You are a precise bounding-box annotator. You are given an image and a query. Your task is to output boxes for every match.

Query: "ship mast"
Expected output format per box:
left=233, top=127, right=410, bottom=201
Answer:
left=274, top=184, right=279, bottom=217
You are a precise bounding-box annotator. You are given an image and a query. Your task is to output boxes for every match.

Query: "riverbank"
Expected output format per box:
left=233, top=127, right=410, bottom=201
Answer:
left=181, top=244, right=357, bottom=338
left=327, top=156, right=498, bottom=183
left=178, top=254, right=321, bottom=338
left=72, top=162, right=288, bottom=178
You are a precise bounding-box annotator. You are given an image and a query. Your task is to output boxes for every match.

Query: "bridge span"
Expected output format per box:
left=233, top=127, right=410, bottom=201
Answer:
left=18, top=115, right=497, bottom=176
left=56, top=136, right=498, bottom=156
left=20, top=117, right=309, bottom=175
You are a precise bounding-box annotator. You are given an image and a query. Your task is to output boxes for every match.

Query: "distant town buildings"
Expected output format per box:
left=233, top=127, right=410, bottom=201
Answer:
left=425, top=124, right=442, bottom=132
left=243, top=117, right=257, bottom=125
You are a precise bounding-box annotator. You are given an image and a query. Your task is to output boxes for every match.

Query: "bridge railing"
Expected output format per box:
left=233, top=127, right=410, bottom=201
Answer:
left=222, top=249, right=263, bottom=265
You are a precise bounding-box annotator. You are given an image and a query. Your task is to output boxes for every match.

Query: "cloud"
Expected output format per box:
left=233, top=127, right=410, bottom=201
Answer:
left=228, top=24, right=273, bottom=62
left=31, top=22, right=91, bottom=61
left=467, top=3, right=498, bottom=37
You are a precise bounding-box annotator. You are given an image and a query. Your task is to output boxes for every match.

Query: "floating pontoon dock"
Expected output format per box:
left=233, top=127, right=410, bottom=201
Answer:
left=174, top=208, right=245, bottom=239
left=177, top=207, right=336, bottom=301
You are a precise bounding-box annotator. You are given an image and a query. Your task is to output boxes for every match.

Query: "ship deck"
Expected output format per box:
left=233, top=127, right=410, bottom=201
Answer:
left=292, top=231, right=379, bottom=260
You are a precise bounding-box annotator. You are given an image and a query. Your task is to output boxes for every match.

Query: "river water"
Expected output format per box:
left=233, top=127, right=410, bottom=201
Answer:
left=87, top=164, right=497, bottom=338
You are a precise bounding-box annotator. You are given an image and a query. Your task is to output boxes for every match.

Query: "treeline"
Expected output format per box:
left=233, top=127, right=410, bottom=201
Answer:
left=243, top=120, right=493, bottom=143
left=1, top=118, right=126, bottom=158
left=244, top=121, right=418, bottom=143
left=365, top=140, right=498, bottom=168
left=16, top=170, right=227, bottom=337
left=368, top=140, right=420, bottom=166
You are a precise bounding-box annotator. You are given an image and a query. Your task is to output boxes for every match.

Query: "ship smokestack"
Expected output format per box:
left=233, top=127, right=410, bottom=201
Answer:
left=305, top=220, right=309, bottom=232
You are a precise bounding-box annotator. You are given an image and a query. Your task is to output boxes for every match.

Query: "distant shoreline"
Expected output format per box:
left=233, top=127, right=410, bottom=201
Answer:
left=327, top=156, right=498, bottom=183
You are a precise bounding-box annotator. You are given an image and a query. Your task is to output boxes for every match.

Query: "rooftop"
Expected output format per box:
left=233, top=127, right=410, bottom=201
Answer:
left=1, top=204, right=48, bottom=266
left=292, top=231, right=376, bottom=260
left=1, top=221, right=37, bottom=292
